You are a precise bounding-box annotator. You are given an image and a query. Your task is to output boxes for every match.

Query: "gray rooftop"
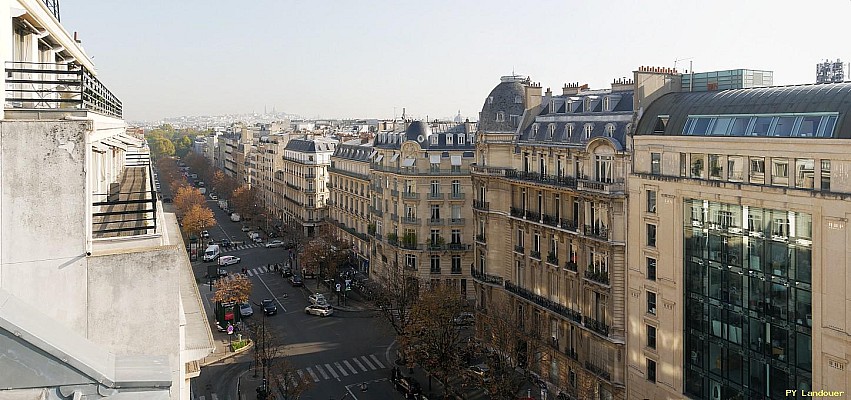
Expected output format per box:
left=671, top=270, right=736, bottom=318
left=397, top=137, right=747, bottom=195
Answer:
left=285, top=137, right=338, bottom=153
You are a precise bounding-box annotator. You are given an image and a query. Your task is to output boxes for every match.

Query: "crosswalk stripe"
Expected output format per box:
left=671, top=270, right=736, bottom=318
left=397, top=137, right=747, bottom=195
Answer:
left=211, top=395, right=218, bottom=400
left=343, top=360, right=358, bottom=374
left=360, top=355, right=376, bottom=370
left=297, top=369, right=306, bottom=382
left=197, top=396, right=205, bottom=400
left=334, top=361, right=349, bottom=376
left=315, top=364, right=329, bottom=380
left=352, top=357, right=367, bottom=371
left=324, top=363, right=339, bottom=379
left=247, top=269, right=255, bottom=276
left=260, top=266, right=268, bottom=273
left=369, top=354, right=385, bottom=369
left=306, top=367, right=320, bottom=382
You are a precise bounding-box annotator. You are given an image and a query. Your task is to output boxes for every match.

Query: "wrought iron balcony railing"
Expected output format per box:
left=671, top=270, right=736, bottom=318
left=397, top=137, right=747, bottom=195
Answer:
left=584, top=224, right=609, bottom=241
left=504, top=282, right=582, bottom=323
left=470, top=267, right=504, bottom=286
left=583, top=315, right=611, bottom=337
left=584, top=269, right=610, bottom=286
left=473, top=199, right=490, bottom=211
left=5, top=61, right=122, bottom=118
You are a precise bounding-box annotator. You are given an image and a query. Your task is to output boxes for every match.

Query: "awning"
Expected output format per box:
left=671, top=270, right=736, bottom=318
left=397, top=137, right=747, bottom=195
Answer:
left=401, top=158, right=416, bottom=167
left=374, top=154, right=384, bottom=162
left=101, top=138, right=127, bottom=151
left=450, top=155, right=462, bottom=166
left=368, top=150, right=378, bottom=159
left=390, top=153, right=400, bottom=162
left=429, top=154, right=441, bottom=164
left=115, top=134, right=144, bottom=147
left=92, top=143, right=109, bottom=153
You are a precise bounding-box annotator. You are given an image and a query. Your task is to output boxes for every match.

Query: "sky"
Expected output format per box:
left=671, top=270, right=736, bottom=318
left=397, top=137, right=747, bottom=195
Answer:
left=62, top=0, right=851, bottom=123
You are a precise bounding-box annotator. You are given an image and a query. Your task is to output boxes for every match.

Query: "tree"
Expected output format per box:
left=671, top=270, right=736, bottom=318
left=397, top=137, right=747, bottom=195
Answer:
left=231, top=185, right=260, bottom=220
left=148, top=137, right=175, bottom=159
left=250, top=313, right=311, bottom=400
left=181, top=204, right=216, bottom=238
left=211, top=170, right=238, bottom=199
left=299, top=226, right=351, bottom=287
left=403, top=283, right=470, bottom=397
left=212, top=273, right=252, bottom=304
left=174, top=186, right=206, bottom=217
left=372, top=258, right=419, bottom=338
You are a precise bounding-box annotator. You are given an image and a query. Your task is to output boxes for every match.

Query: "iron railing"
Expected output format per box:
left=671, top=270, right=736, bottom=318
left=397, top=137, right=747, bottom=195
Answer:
left=472, top=199, right=490, bottom=211
left=92, top=162, right=157, bottom=237
left=5, top=61, right=122, bottom=118
left=504, top=282, right=582, bottom=323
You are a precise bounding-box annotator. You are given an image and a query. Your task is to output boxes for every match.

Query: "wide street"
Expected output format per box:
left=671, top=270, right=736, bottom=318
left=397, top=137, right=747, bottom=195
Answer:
left=187, top=198, right=405, bottom=400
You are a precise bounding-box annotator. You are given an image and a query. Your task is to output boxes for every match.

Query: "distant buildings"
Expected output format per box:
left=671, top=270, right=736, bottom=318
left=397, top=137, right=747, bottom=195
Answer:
left=280, top=136, right=337, bottom=236
left=328, top=139, right=374, bottom=272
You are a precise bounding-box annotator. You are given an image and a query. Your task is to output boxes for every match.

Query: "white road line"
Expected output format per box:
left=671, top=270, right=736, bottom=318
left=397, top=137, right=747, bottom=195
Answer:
left=324, top=363, right=339, bottom=379
left=334, top=362, right=349, bottom=376
left=211, top=395, right=218, bottom=400
left=352, top=357, right=367, bottom=371
left=297, top=369, right=306, bottom=382
left=260, top=266, right=268, bottom=273
left=306, top=367, right=320, bottom=382
left=256, top=274, right=286, bottom=312
left=315, top=365, right=329, bottom=380
left=197, top=396, right=205, bottom=400
left=360, top=356, right=376, bottom=370
left=343, top=360, right=358, bottom=374
left=369, top=354, right=385, bottom=369
left=247, top=269, right=255, bottom=277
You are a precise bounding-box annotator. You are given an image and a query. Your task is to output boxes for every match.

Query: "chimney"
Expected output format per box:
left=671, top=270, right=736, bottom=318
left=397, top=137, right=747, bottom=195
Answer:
left=543, top=87, right=553, bottom=110
left=562, top=82, right=580, bottom=95
left=611, top=77, right=634, bottom=92
left=523, top=79, right=543, bottom=109
left=579, top=84, right=589, bottom=92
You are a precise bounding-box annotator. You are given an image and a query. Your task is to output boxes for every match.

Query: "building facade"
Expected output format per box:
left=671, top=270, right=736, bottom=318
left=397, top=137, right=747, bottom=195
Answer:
left=0, top=1, right=212, bottom=398
left=471, top=75, right=637, bottom=399
left=627, top=82, right=851, bottom=399
left=281, top=136, right=337, bottom=237
left=328, top=139, right=373, bottom=273
left=369, top=120, right=477, bottom=297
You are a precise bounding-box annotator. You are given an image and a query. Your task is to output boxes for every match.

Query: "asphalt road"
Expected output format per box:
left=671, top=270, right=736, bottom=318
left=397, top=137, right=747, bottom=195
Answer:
left=190, top=198, right=405, bottom=400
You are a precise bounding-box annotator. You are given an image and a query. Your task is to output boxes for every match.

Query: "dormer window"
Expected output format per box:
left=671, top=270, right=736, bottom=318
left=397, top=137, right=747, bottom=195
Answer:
left=458, top=135, right=465, bottom=145
left=430, top=135, right=439, bottom=145
left=532, top=123, right=540, bottom=138
left=548, top=123, right=556, bottom=139
left=567, top=100, right=573, bottom=112
left=604, top=97, right=611, bottom=111
left=566, top=123, right=574, bottom=138
left=584, top=123, right=594, bottom=139
left=551, top=100, right=557, bottom=113
left=446, top=134, right=453, bottom=145
left=488, top=96, right=494, bottom=104
left=496, top=111, right=505, bottom=122
left=605, top=124, right=615, bottom=137
left=585, top=97, right=591, bottom=112
left=515, top=95, right=522, bottom=104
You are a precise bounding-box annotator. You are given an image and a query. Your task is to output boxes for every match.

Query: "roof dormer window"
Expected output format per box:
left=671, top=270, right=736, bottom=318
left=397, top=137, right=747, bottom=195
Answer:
left=584, top=123, right=594, bottom=139
left=551, top=100, right=557, bottom=113
left=496, top=111, right=505, bottom=122
left=458, top=134, right=465, bottom=145
left=515, top=95, right=522, bottom=104
left=532, top=123, right=540, bottom=138
left=446, top=134, right=453, bottom=145
left=566, top=123, right=574, bottom=138
left=603, top=97, right=611, bottom=112
left=548, top=123, right=556, bottom=139
left=585, top=97, right=592, bottom=112
left=488, top=96, right=494, bottom=104
left=430, top=135, right=438, bottom=145
left=605, top=123, right=615, bottom=137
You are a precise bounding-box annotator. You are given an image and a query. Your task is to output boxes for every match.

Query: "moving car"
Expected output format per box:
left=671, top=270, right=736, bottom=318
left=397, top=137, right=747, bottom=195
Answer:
left=200, top=230, right=210, bottom=238
left=218, top=255, right=241, bottom=266
left=209, top=193, right=218, bottom=200
left=467, top=364, right=491, bottom=382
left=261, top=299, right=277, bottom=316
left=304, top=304, right=333, bottom=317
left=265, top=240, right=283, bottom=248
left=253, top=236, right=263, bottom=243
left=230, top=213, right=240, bottom=222
left=220, top=239, right=232, bottom=247
left=289, top=275, right=304, bottom=287
left=308, top=293, right=327, bottom=306
left=239, top=303, right=253, bottom=317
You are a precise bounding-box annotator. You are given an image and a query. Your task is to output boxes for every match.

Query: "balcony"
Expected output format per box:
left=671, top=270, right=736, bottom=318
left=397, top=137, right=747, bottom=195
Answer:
left=304, top=174, right=317, bottom=179
left=428, top=218, right=444, bottom=226
left=514, top=245, right=525, bottom=254
left=585, top=361, right=612, bottom=382
left=546, top=252, right=559, bottom=265
left=391, top=189, right=399, bottom=197
left=565, top=347, right=579, bottom=361
left=369, top=207, right=384, bottom=217
left=471, top=267, right=504, bottom=286
left=583, top=316, right=610, bottom=337
left=4, top=62, right=122, bottom=119
left=92, top=163, right=157, bottom=238
left=584, top=270, right=610, bottom=286
left=475, top=234, right=486, bottom=243
left=530, top=250, right=541, bottom=260
left=584, top=225, right=609, bottom=241
left=560, top=218, right=577, bottom=231
left=402, top=191, right=420, bottom=200
left=542, top=214, right=559, bottom=227
left=401, top=216, right=420, bottom=225
left=447, top=243, right=469, bottom=251
left=505, top=170, right=578, bottom=189
left=504, top=282, right=582, bottom=323
left=577, top=179, right=624, bottom=195
left=304, top=187, right=316, bottom=194
left=427, top=192, right=445, bottom=200
left=473, top=199, right=490, bottom=211
left=448, top=218, right=465, bottom=226
left=510, top=207, right=524, bottom=218
left=565, top=261, right=578, bottom=272
left=470, top=164, right=513, bottom=177
left=449, top=192, right=465, bottom=200
left=526, top=210, right=541, bottom=221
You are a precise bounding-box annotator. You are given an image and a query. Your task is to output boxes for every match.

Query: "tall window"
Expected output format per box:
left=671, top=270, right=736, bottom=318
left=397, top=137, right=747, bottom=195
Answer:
left=650, top=153, right=661, bottom=175
left=647, top=291, right=657, bottom=315
left=647, top=224, right=657, bottom=247
left=430, top=204, right=441, bottom=220
left=679, top=153, right=687, bottom=177
left=795, top=158, right=815, bottom=189
left=820, top=159, right=831, bottom=191
left=647, top=359, right=657, bottom=383
left=595, top=155, right=613, bottom=183
left=566, top=124, right=574, bottom=138
left=727, top=156, right=744, bottom=181
left=533, top=233, right=540, bottom=253
left=430, top=229, right=441, bottom=244
left=430, top=180, right=440, bottom=195
left=451, top=205, right=461, bottom=220
left=690, top=154, right=705, bottom=178
left=430, top=256, right=441, bottom=274
left=647, top=189, right=657, bottom=214
left=405, top=254, right=417, bottom=270
left=451, top=229, right=461, bottom=244
left=749, top=157, right=765, bottom=184
left=451, top=180, right=461, bottom=196
left=772, top=158, right=789, bottom=186
left=647, top=325, right=657, bottom=349
left=647, top=257, right=657, bottom=280
left=451, top=256, right=462, bottom=273
left=584, top=124, right=594, bottom=139
left=708, top=154, right=722, bottom=179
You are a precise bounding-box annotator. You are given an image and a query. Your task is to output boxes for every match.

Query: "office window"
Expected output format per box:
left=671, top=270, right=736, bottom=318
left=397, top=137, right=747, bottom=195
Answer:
left=772, top=158, right=789, bottom=186
left=727, top=156, right=744, bottom=181
left=647, top=224, right=657, bottom=247
left=749, top=157, right=765, bottom=184
left=795, top=159, right=815, bottom=189
left=650, top=153, right=661, bottom=175
left=647, top=325, right=657, bottom=349
left=647, top=291, right=657, bottom=315
left=647, top=190, right=657, bottom=214
left=430, top=256, right=441, bottom=274
left=709, top=154, right=722, bottom=179
left=821, top=160, right=831, bottom=191
left=647, top=257, right=657, bottom=280
left=690, top=154, right=704, bottom=178
left=647, top=359, right=657, bottom=383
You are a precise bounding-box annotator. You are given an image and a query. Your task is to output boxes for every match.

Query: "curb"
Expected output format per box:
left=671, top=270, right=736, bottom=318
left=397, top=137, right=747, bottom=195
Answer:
left=200, top=340, right=254, bottom=367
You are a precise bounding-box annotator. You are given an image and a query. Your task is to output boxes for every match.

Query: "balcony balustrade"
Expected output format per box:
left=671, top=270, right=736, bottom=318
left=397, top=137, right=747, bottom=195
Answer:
left=475, top=234, right=487, bottom=243
left=577, top=179, right=624, bottom=195
left=584, top=269, right=610, bottom=286
left=583, top=316, right=611, bottom=337
left=473, top=199, right=490, bottom=211
left=447, top=243, right=469, bottom=251
left=448, top=218, right=465, bottom=225
left=584, top=224, right=609, bottom=240
left=542, top=214, right=559, bottom=227
left=560, top=218, right=577, bottom=231
left=564, top=261, right=578, bottom=272
left=530, top=250, right=541, bottom=259
left=514, top=245, right=525, bottom=254
left=546, top=252, right=559, bottom=265
left=470, top=267, right=504, bottom=286
left=401, top=216, right=420, bottom=224
left=470, top=164, right=513, bottom=176
left=505, top=170, right=578, bottom=189
left=390, top=189, right=399, bottom=197
left=526, top=210, right=541, bottom=221
left=427, top=192, right=445, bottom=200
left=402, top=191, right=420, bottom=199
left=304, top=174, right=317, bottom=179
left=565, top=347, right=578, bottom=361
left=510, top=207, right=524, bottom=218
left=449, top=192, right=465, bottom=200
left=428, top=218, right=444, bottom=226
left=585, top=361, right=612, bottom=381
left=504, top=282, right=582, bottom=323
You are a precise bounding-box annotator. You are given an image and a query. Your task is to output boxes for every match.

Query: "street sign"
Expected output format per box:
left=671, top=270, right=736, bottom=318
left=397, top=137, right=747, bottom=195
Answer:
left=345, top=279, right=352, bottom=291
left=227, top=324, right=234, bottom=335
left=336, top=283, right=341, bottom=292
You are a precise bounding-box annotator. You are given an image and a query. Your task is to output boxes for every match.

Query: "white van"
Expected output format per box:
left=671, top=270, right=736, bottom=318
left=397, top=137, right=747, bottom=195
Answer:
left=230, top=213, right=241, bottom=222
left=203, top=244, right=221, bottom=262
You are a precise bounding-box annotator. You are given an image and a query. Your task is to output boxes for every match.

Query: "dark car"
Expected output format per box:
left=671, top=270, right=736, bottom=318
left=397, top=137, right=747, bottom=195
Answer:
left=394, top=376, right=422, bottom=398
left=162, top=197, right=173, bottom=203
left=261, top=299, right=277, bottom=316
left=280, top=266, right=293, bottom=278
left=220, top=239, right=232, bottom=247
left=289, top=275, right=304, bottom=287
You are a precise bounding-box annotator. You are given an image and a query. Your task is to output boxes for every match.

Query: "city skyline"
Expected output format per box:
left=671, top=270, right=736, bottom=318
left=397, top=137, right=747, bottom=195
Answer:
left=63, top=0, right=850, bottom=122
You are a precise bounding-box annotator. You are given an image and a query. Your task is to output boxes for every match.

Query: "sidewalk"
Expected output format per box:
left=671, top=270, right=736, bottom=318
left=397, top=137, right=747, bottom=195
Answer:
left=195, top=263, right=255, bottom=367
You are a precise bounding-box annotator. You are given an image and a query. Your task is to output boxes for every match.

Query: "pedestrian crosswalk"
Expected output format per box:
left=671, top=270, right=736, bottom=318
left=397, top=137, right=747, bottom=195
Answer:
left=221, top=242, right=261, bottom=253
left=216, top=265, right=273, bottom=282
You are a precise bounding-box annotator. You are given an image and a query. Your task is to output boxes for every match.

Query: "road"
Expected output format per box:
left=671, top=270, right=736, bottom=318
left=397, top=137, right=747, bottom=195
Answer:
left=189, top=198, right=405, bottom=400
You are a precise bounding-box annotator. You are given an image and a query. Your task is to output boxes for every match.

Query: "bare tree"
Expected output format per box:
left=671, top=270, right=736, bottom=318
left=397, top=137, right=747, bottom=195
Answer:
left=250, top=315, right=311, bottom=400
left=299, top=226, right=351, bottom=288
left=371, top=258, right=419, bottom=338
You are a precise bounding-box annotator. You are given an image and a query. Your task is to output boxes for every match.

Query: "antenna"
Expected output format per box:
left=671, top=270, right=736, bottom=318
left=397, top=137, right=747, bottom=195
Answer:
left=674, top=57, right=693, bottom=72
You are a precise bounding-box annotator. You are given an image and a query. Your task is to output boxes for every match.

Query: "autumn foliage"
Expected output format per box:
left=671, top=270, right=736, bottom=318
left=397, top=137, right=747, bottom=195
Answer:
left=231, top=185, right=260, bottom=220
left=212, top=273, right=252, bottom=304
left=174, top=185, right=206, bottom=217
left=181, top=204, right=216, bottom=237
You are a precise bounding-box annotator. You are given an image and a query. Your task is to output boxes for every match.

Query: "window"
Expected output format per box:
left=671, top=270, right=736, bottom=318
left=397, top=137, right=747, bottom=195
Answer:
left=458, top=134, right=465, bottom=145
left=749, top=157, right=765, bottom=184
left=655, top=116, right=669, bottom=133
left=532, top=124, right=539, bottom=137
left=771, top=158, right=789, bottom=186
left=727, top=156, right=744, bottom=181
left=605, top=124, right=615, bottom=137
left=548, top=123, right=556, bottom=139
left=647, top=189, right=657, bottom=213
left=679, top=153, right=687, bottom=177
left=430, top=180, right=440, bottom=195
left=430, top=256, right=441, bottom=274
left=647, top=291, right=657, bottom=315
left=709, top=117, right=732, bottom=135
left=514, top=95, right=522, bottom=104
left=451, top=229, right=461, bottom=244
left=405, top=254, right=417, bottom=270
left=446, top=135, right=453, bottom=145
left=709, top=154, right=722, bottom=179
left=533, top=233, right=540, bottom=253
left=488, top=96, right=494, bottom=104
left=495, top=111, right=504, bottom=122
left=451, top=255, right=461, bottom=273
left=595, top=155, right=613, bottom=183
left=690, top=154, right=704, bottom=178
left=650, top=153, right=661, bottom=175
left=749, top=117, right=773, bottom=136
left=647, top=359, right=657, bottom=383
left=603, top=97, right=610, bottom=111
left=647, top=224, right=657, bottom=247
left=566, top=123, right=574, bottom=138
left=820, top=160, right=831, bottom=191
left=647, top=325, right=657, bottom=349
left=795, top=159, right=815, bottom=189
left=517, top=229, right=524, bottom=248
left=451, top=180, right=461, bottom=196
left=772, top=117, right=796, bottom=137
left=451, top=205, right=461, bottom=220
left=647, top=257, right=657, bottom=280
left=584, top=123, right=594, bottom=139
left=430, top=204, right=441, bottom=220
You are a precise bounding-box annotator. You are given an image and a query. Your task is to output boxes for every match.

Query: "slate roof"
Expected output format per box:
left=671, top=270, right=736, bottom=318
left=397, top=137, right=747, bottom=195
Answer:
left=374, top=121, right=476, bottom=150
left=635, top=82, right=851, bottom=138
left=479, top=76, right=530, bottom=132
left=284, top=137, right=337, bottom=153
left=333, top=140, right=374, bottom=162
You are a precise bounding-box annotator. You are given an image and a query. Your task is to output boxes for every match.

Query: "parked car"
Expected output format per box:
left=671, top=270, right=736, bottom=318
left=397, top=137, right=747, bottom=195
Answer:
left=394, top=376, right=422, bottom=398
left=200, top=230, right=210, bottom=238
left=280, top=266, right=294, bottom=278
left=162, top=196, right=173, bottom=203
left=261, top=299, right=277, bottom=316
left=253, top=236, right=263, bottom=243
left=265, top=240, right=283, bottom=248
left=220, top=239, right=232, bottom=247
left=304, top=304, right=333, bottom=317
left=308, top=293, right=327, bottom=306
left=218, top=255, right=241, bottom=266
left=209, top=193, right=218, bottom=200
left=241, top=225, right=250, bottom=232
left=239, top=303, right=253, bottom=317
left=467, top=364, right=491, bottom=382
left=289, top=276, right=304, bottom=287
left=453, top=312, right=475, bottom=326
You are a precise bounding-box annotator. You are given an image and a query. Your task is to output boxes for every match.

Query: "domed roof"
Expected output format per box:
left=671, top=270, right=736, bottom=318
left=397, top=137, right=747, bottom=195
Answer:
left=479, top=75, right=529, bottom=132
left=404, top=120, right=432, bottom=142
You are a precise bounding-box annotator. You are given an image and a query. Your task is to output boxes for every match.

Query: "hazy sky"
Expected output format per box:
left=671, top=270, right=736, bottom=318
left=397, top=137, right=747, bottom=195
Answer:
left=63, top=0, right=850, bottom=122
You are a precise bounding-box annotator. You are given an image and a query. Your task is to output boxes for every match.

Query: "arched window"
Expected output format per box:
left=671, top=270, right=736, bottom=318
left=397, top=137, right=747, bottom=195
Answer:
left=566, top=123, right=574, bottom=137
left=605, top=124, right=615, bottom=137
left=548, top=123, right=556, bottom=139
left=496, top=111, right=505, bottom=122
left=603, top=97, right=610, bottom=111
left=532, top=123, right=540, bottom=137
left=584, top=123, right=594, bottom=139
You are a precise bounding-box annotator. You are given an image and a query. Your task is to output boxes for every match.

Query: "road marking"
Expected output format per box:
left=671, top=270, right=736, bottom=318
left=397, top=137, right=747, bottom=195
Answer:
left=297, top=369, right=306, bottom=383
left=197, top=396, right=205, bottom=400
left=343, top=360, right=358, bottom=374
left=360, top=356, right=376, bottom=370
left=352, top=357, right=367, bottom=371
left=369, top=354, right=385, bottom=369
left=306, top=367, right=320, bottom=382
left=216, top=224, right=231, bottom=241
left=260, top=265, right=268, bottom=273
left=334, top=361, right=349, bottom=376
left=315, top=365, right=329, bottom=380
left=256, top=274, right=286, bottom=312
left=248, top=269, right=256, bottom=276
left=211, top=395, right=218, bottom=400
left=324, top=363, right=339, bottom=379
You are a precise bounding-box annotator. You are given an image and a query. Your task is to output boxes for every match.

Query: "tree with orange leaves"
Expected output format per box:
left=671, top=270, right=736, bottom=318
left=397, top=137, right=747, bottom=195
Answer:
left=181, top=203, right=216, bottom=239
left=174, top=185, right=206, bottom=217
left=231, top=185, right=260, bottom=220
left=212, top=273, right=252, bottom=304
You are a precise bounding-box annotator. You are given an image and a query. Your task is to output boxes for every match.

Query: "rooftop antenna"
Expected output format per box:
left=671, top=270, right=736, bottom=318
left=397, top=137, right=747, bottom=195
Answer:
left=674, top=57, right=693, bottom=72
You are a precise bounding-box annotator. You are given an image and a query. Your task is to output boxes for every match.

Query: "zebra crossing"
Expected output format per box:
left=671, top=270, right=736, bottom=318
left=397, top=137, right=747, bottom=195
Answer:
left=221, top=242, right=261, bottom=253
left=217, top=265, right=273, bottom=281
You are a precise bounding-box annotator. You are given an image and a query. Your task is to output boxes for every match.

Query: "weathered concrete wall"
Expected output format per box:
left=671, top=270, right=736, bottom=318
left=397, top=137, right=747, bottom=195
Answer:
left=0, top=120, right=91, bottom=335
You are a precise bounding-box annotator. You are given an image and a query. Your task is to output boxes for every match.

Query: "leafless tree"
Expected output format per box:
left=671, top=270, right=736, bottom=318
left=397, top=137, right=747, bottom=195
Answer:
left=249, top=315, right=311, bottom=400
